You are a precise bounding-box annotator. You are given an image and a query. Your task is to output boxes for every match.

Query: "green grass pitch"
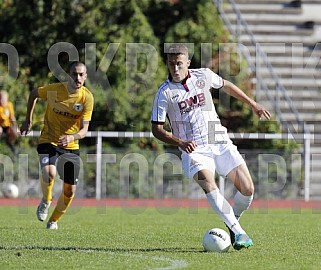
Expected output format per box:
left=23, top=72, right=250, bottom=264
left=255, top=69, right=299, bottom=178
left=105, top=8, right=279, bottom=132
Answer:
left=0, top=204, right=320, bottom=269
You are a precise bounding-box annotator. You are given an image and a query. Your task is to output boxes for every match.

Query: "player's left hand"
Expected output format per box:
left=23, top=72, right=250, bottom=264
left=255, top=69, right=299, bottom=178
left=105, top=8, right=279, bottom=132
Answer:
left=58, top=135, right=74, bottom=147
left=20, top=120, right=32, bottom=136
left=253, top=103, right=271, bottom=120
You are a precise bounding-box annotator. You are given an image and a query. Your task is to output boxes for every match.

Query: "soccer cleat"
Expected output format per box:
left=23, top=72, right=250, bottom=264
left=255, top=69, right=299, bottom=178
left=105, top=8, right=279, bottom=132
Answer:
left=225, top=223, right=235, bottom=244
left=46, top=221, right=58, bottom=230
left=233, top=233, right=253, bottom=250
left=36, top=199, right=51, bottom=221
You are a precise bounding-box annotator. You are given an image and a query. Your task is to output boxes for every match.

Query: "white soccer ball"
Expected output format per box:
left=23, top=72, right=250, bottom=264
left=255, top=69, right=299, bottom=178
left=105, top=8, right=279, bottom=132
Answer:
left=2, top=183, right=19, bottom=198
left=202, top=228, right=231, bottom=252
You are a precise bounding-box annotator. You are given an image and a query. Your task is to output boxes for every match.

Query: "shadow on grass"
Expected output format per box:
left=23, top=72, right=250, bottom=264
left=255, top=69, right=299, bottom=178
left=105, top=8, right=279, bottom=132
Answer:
left=0, top=245, right=203, bottom=254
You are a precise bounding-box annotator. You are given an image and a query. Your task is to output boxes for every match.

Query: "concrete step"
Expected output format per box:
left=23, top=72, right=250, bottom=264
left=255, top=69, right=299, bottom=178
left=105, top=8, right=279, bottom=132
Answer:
left=225, top=11, right=320, bottom=23
left=266, top=112, right=321, bottom=121
left=311, top=182, right=321, bottom=189
left=310, top=175, right=321, bottom=182
left=224, top=5, right=302, bottom=15
left=309, top=192, right=321, bottom=198
left=239, top=40, right=321, bottom=54
left=244, top=44, right=321, bottom=57
left=247, top=54, right=321, bottom=65
left=230, top=25, right=314, bottom=36
left=260, top=87, right=321, bottom=95
left=279, top=77, right=321, bottom=86
left=252, top=68, right=320, bottom=78
left=263, top=61, right=321, bottom=68
left=257, top=96, right=306, bottom=110
left=239, top=34, right=319, bottom=44
left=256, top=67, right=320, bottom=78
left=271, top=108, right=321, bottom=117
left=225, top=13, right=321, bottom=26
left=259, top=98, right=321, bottom=114
left=246, top=55, right=321, bottom=68
left=310, top=140, right=321, bottom=146
left=263, top=79, right=321, bottom=89
left=233, top=0, right=292, bottom=3
left=273, top=86, right=321, bottom=93
left=311, top=141, right=321, bottom=146
left=309, top=146, right=321, bottom=153
left=305, top=122, right=321, bottom=133
left=234, top=0, right=321, bottom=3
left=265, top=110, right=321, bottom=122
left=269, top=100, right=320, bottom=110
left=311, top=151, right=321, bottom=157
left=310, top=173, right=321, bottom=181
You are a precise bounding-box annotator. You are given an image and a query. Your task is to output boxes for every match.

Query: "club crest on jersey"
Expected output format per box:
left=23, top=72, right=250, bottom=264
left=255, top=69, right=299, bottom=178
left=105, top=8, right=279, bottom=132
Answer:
left=196, top=79, right=205, bottom=89
left=41, top=157, right=49, bottom=165
left=4, top=109, right=9, bottom=116
left=74, top=103, right=83, bottom=112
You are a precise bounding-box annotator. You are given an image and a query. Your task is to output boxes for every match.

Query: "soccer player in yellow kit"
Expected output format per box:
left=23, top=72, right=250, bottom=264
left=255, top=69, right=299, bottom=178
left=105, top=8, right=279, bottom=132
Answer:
left=20, top=61, right=94, bottom=229
left=0, top=90, right=18, bottom=153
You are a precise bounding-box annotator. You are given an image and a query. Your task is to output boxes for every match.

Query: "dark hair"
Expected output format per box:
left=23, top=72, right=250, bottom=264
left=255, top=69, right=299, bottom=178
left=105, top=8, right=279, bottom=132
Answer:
left=69, top=61, right=86, bottom=71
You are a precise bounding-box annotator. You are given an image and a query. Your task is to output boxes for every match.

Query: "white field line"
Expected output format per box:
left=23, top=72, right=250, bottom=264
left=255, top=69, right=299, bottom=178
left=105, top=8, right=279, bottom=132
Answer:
left=80, top=249, right=188, bottom=270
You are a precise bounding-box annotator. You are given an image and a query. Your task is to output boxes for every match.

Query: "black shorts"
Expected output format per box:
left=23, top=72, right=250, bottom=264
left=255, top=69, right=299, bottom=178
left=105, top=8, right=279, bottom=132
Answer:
left=37, top=143, right=81, bottom=185
left=1, top=126, right=10, bottom=133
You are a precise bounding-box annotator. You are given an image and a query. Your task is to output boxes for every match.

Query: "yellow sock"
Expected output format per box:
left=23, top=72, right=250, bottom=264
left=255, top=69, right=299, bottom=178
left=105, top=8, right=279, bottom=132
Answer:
left=40, top=177, right=54, bottom=203
left=49, top=193, right=74, bottom=223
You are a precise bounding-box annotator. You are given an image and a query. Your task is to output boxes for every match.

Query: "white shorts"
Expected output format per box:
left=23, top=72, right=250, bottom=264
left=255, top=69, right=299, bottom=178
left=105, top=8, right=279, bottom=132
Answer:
left=181, top=143, right=245, bottom=179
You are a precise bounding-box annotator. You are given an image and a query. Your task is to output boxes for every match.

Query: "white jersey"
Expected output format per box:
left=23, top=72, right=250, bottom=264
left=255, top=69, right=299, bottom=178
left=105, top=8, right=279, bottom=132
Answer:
left=151, top=68, right=231, bottom=149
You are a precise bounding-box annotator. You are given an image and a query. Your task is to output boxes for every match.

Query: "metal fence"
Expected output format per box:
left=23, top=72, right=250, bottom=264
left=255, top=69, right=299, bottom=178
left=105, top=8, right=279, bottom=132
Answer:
left=1, top=131, right=316, bottom=201
left=85, top=131, right=313, bottom=201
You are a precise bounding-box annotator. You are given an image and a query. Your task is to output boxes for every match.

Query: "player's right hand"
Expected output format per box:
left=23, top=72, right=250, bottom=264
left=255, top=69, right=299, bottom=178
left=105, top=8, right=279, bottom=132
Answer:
left=20, top=120, right=32, bottom=136
left=179, top=140, right=197, bottom=153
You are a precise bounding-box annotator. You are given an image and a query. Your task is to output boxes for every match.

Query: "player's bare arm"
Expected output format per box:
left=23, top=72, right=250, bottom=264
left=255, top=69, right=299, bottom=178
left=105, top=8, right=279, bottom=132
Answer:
left=58, top=120, right=90, bottom=147
left=20, top=88, right=39, bottom=135
left=151, top=123, right=197, bottom=153
left=222, top=80, right=271, bottom=120
left=9, top=113, right=17, bottom=131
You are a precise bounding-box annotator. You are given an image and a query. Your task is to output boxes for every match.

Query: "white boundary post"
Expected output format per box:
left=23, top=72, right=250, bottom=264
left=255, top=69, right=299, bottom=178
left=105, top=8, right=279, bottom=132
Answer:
left=95, top=131, right=102, bottom=200
left=304, top=134, right=311, bottom=202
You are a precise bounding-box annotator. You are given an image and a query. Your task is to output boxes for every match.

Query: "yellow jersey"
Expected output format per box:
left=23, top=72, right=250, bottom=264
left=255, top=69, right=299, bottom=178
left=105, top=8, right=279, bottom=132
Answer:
left=38, top=82, right=94, bottom=150
left=0, top=101, right=15, bottom=128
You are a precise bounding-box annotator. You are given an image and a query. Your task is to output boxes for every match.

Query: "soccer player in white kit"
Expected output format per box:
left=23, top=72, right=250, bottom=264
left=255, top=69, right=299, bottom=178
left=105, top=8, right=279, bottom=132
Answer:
left=151, top=44, right=271, bottom=250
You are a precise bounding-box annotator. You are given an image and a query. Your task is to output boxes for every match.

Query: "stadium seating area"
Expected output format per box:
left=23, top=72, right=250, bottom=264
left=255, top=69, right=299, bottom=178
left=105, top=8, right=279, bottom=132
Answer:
left=218, top=0, right=321, bottom=199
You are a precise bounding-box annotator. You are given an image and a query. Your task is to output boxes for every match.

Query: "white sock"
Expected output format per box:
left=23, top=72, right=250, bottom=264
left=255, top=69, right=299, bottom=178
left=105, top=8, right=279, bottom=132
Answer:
left=206, top=189, right=245, bottom=235
left=233, top=191, right=253, bottom=220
